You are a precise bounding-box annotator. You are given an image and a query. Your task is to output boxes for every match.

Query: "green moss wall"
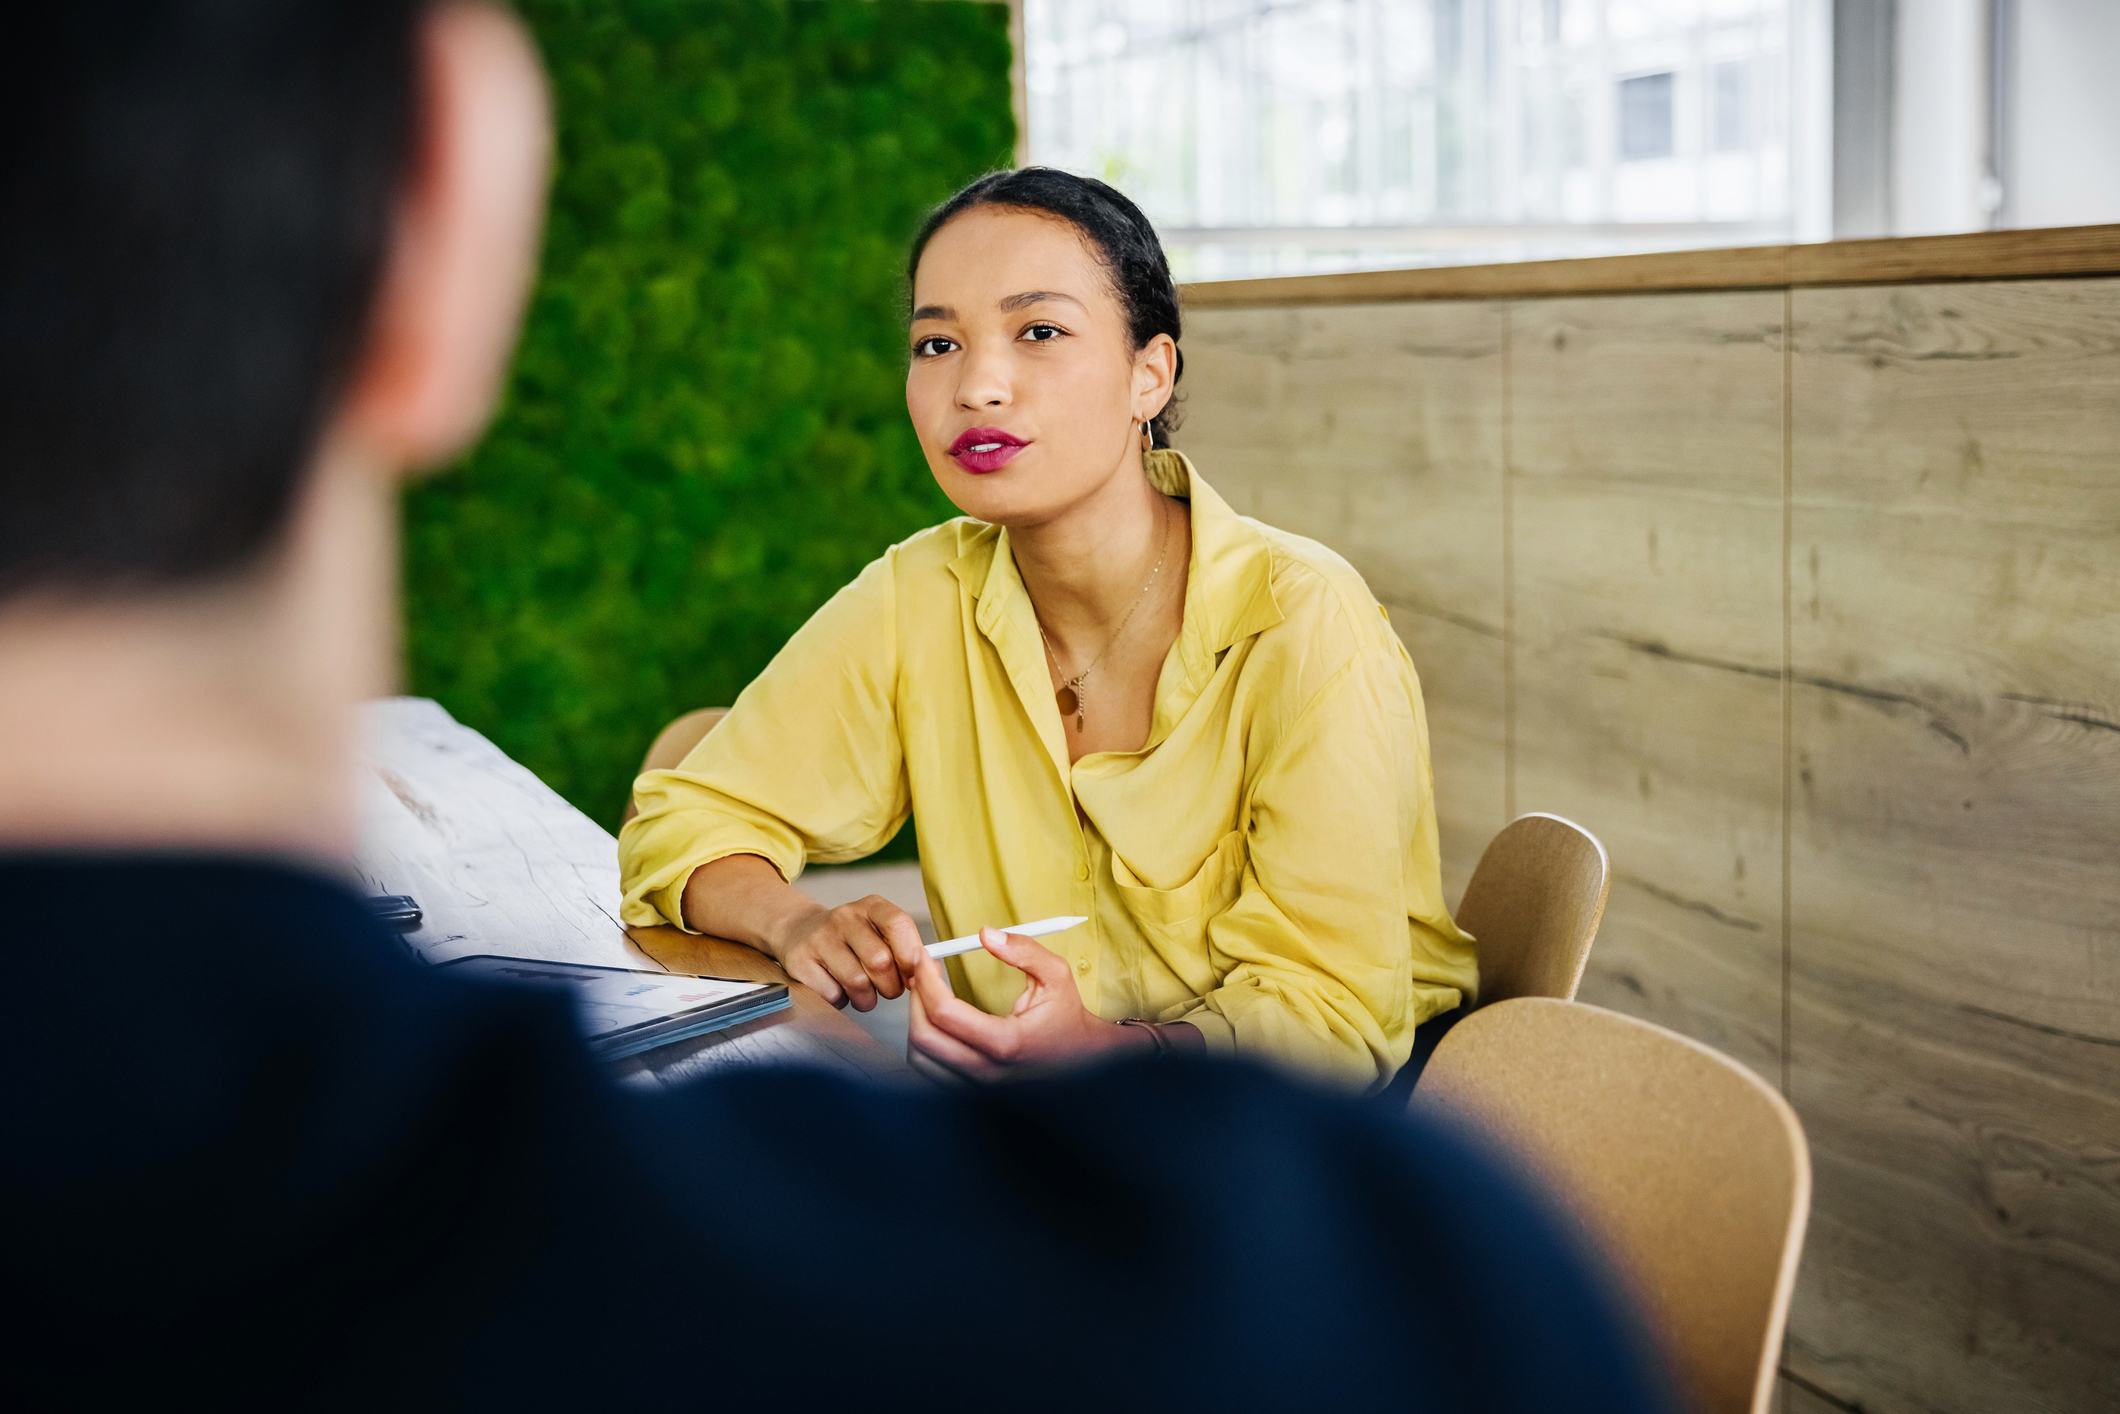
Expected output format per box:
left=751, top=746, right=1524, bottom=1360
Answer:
left=402, top=0, right=1016, bottom=844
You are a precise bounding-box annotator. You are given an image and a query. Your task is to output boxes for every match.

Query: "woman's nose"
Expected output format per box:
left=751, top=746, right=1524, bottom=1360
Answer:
left=954, top=346, right=1012, bottom=410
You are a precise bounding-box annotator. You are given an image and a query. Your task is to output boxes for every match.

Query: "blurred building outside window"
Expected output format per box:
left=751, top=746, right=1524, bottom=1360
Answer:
left=1021, top=0, right=2120, bottom=282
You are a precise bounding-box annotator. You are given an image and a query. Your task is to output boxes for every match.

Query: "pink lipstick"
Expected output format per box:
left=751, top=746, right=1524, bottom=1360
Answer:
left=949, top=426, right=1029, bottom=474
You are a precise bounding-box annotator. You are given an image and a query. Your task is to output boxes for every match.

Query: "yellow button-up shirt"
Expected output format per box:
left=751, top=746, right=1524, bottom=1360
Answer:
left=619, top=450, right=1475, bottom=1088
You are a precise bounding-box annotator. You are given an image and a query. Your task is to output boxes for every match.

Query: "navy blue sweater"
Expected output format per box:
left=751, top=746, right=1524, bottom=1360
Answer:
left=0, top=853, right=1675, bottom=1411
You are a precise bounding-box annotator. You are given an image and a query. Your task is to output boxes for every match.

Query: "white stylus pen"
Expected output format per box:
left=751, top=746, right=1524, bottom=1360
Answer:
left=924, top=915, right=1088, bottom=961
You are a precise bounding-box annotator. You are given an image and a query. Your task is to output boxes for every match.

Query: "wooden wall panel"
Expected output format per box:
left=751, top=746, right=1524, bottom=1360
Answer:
left=1785, top=279, right=2120, bottom=1414
left=1183, top=302, right=1508, bottom=901
left=1781, top=1381, right=1844, bottom=1414
left=1172, top=307, right=1302, bottom=521
left=1180, top=270, right=2120, bottom=1413
left=1507, top=293, right=1788, bottom=1080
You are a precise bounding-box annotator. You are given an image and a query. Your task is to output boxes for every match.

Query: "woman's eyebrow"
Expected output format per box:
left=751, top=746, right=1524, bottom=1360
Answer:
left=910, top=290, right=1087, bottom=323
left=999, top=289, right=1086, bottom=313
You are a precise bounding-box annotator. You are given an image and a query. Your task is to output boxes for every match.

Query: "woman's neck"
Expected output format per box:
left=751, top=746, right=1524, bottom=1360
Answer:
left=1009, top=453, right=1181, bottom=652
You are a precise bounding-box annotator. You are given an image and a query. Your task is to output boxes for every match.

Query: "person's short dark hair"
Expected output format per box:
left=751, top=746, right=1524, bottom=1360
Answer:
left=906, top=167, right=1186, bottom=448
left=1, top=1, right=425, bottom=600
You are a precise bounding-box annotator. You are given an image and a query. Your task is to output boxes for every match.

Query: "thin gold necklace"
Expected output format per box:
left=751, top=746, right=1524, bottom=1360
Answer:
left=1035, top=498, right=1175, bottom=734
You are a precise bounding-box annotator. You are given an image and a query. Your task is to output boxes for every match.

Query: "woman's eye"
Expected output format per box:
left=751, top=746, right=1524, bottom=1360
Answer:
left=1021, top=323, right=1064, bottom=343
left=912, top=336, right=956, bottom=358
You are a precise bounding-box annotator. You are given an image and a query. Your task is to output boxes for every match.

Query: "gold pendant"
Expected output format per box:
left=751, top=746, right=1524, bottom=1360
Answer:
left=1057, top=678, right=1085, bottom=731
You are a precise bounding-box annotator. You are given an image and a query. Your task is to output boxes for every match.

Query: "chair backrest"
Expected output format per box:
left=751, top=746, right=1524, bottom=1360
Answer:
left=1414, top=997, right=1809, bottom=1414
left=1456, top=811, right=1610, bottom=1004
left=620, top=707, right=729, bottom=825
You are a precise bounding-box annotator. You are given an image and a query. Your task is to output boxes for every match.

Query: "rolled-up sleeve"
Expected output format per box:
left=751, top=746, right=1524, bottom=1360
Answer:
left=618, top=549, right=909, bottom=932
left=1162, top=636, right=1471, bottom=1091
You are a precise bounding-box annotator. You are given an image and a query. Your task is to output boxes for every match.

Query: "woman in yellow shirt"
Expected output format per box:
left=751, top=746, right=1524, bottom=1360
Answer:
left=619, top=169, right=1474, bottom=1091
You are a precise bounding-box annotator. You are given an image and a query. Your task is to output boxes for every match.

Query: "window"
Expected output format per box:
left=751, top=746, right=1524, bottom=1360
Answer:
left=1619, top=72, right=1676, bottom=160
left=1713, top=59, right=1752, bottom=152
left=1022, top=0, right=1827, bottom=281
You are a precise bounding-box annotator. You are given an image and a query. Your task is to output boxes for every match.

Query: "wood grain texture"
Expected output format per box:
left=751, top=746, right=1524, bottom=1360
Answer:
left=1175, top=307, right=1307, bottom=523
left=1177, top=274, right=2120, bottom=1413
left=358, top=698, right=907, bottom=1084
left=1186, top=242, right=1794, bottom=308
left=1779, top=1376, right=1855, bottom=1414
left=1785, top=224, right=2120, bottom=290
left=1394, top=607, right=1510, bottom=907
left=1784, top=279, right=2120, bottom=1414
left=1181, top=302, right=1508, bottom=899
left=1180, top=223, right=2120, bottom=308
left=1507, top=292, right=1788, bottom=1081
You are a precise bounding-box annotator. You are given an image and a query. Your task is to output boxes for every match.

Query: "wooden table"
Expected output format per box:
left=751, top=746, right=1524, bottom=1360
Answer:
left=356, top=697, right=912, bottom=1086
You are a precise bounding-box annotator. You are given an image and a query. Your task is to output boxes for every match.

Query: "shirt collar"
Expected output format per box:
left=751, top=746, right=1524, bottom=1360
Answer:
left=946, top=448, right=1284, bottom=660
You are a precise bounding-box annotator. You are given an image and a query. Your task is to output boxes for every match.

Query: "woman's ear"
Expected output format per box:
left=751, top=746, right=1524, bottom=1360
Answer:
left=1133, top=331, right=1180, bottom=424
left=339, top=2, right=552, bottom=476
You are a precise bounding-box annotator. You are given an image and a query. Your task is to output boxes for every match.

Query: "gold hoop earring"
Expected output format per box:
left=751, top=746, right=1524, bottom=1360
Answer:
left=1140, top=419, right=1154, bottom=453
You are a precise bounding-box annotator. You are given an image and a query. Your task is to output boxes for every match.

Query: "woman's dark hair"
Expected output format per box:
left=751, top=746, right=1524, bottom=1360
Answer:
left=906, top=167, right=1185, bottom=448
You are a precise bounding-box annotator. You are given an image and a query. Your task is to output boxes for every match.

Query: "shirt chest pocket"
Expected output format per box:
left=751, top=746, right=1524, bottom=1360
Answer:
left=1107, top=827, right=1247, bottom=929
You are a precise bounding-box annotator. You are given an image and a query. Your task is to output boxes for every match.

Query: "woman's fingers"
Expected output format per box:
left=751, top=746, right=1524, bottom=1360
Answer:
left=908, top=981, right=994, bottom=1079
left=858, top=895, right=928, bottom=978
left=908, top=1016, right=990, bottom=1079
left=979, top=927, right=1073, bottom=987
left=785, top=954, right=845, bottom=1009
left=815, top=937, right=878, bottom=1011
left=851, top=920, right=906, bottom=1001
left=909, top=952, right=969, bottom=1024
left=913, top=954, right=1020, bottom=1061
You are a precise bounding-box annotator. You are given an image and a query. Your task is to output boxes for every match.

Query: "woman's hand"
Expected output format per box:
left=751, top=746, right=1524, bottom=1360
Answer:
left=764, top=894, right=925, bottom=1012
left=906, top=927, right=1149, bottom=1082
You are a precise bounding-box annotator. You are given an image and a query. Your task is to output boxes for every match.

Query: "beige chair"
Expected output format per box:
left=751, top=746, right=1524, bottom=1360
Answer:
left=1457, top=811, right=1610, bottom=1004
left=620, top=706, right=729, bottom=825
left=1414, top=997, right=1810, bottom=1414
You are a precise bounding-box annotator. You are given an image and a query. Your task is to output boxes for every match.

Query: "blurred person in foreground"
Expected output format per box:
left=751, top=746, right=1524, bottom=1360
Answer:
left=0, top=3, right=1676, bottom=1408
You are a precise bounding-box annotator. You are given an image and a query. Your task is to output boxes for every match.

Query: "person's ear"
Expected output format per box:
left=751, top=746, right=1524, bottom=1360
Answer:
left=1132, top=331, right=1179, bottom=425
left=340, top=2, right=551, bottom=474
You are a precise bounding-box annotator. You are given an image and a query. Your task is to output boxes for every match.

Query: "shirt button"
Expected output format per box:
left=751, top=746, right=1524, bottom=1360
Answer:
left=1075, top=860, right=1090, bottom=881
left=1075, top=958, right=1092, bottom=976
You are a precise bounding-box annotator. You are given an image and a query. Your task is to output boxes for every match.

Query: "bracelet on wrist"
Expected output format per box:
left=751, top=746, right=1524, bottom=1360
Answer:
left=1117, top=1017, right=1175, bottom=1057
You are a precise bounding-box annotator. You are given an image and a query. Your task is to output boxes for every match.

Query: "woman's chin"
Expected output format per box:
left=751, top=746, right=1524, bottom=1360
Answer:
left=932, top=464, right=1068, bottom=527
